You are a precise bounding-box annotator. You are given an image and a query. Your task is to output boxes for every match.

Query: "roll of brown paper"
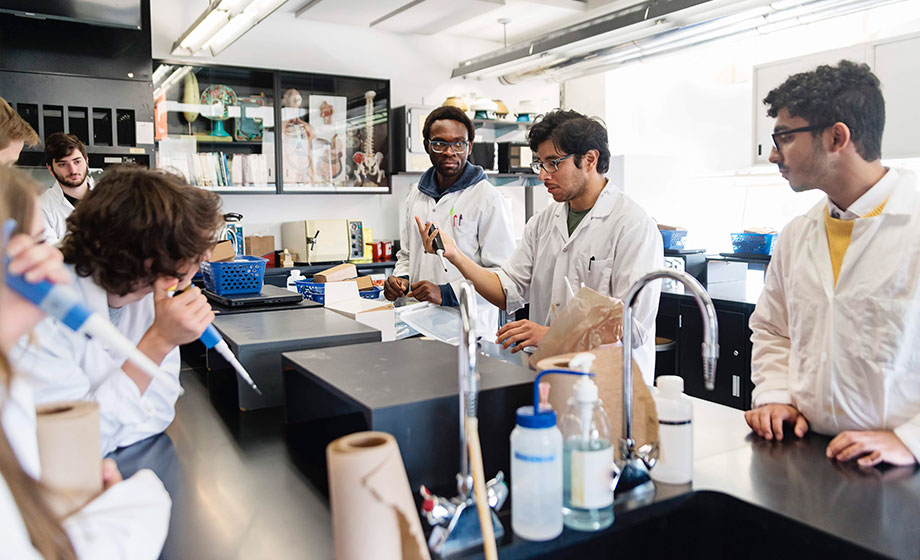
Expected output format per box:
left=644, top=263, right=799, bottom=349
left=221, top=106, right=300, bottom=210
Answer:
left=326, top=431, right=430, bottom=560
left=536, top=346, right=659, bottom=461
left=35, top=400, right=102, bottom=519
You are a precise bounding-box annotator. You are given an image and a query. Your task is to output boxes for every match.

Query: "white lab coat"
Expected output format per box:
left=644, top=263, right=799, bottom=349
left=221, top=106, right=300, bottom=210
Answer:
left=39, top=182, right=82, bottom=245
left=1, top=375, right=171, bottom=559
left=11, top=267, right=182, bottom=456
left=750, top=168, right=920, bottom=458
left=496, top=181, right=663, bottom=384
left=395, top=179, right=516, bottom=339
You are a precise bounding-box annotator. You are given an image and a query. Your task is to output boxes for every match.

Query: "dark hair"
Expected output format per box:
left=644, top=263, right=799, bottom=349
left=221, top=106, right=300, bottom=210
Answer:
left=0, top=96, right=39, bottom=149
left=763, top=60, right=884, bottom=162
left=423, top=106, right=475, bottom=141
left=61, top=165, right=223, bottom=296
left=44, top=132, right=87, bottom=166
left=527, top=109, right=611, bottom=174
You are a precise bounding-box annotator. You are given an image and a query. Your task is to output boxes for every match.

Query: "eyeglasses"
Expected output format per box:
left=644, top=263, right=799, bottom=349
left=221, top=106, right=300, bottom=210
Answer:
left=771, top=123, right=836, bottom=150
left=429, top=140, right=469, bottom=154
left=531, top=153, right=576, bottom=174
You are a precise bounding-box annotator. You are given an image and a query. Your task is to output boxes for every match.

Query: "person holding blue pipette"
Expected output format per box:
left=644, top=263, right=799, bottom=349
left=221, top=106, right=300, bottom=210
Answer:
left=0, top=165, right=171, bottom=559
left=11, top=164, right=224, bottom=455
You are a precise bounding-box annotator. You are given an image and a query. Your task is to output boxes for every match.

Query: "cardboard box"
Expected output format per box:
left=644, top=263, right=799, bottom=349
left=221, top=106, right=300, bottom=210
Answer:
left=326, top=299, right=396, bottom=342
left=245, top=236, right=275, bottom=259
left=354, top=276, right=374, bottom=291
left=210, top=240, right=236, bottom=262
left=314, top=263, right=357, bottom=283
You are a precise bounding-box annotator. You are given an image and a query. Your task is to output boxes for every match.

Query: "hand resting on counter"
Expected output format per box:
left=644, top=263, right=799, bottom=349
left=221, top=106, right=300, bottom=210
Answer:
left=745, top=403, right=809, bottom=441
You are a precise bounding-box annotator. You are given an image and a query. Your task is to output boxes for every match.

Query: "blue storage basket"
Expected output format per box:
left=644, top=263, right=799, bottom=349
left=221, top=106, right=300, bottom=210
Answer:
left=659, top=229, right=687, bottom=250
left=730, top=233, right=778, bottom=255
left=295, top=279, right=382, bottom=305
left=200, top=256, right=267, bottom=296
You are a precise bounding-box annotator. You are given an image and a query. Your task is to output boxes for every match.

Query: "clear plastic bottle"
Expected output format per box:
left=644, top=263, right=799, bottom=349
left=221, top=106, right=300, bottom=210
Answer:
left=286, top=269, right=303, bottom=293
left=651, top=375, right=693, bottom=484
left=560, top=359, right=614, bottom=531
left=510, top=405, right=563, bottom=541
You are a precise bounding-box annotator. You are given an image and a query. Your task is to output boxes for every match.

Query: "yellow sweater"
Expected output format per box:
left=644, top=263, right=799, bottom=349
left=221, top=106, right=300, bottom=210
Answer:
left=824, top=199, right=888, bottom=285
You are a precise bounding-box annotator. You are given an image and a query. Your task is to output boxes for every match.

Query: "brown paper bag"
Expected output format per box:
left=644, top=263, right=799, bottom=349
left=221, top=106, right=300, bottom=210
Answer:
left=529, top=287, right=623, bottom=369
left=536, top=346, right=659, bottom=461
left=35, top=401, right=103, bottom=518
left=327, top=431, right=430, bottom=560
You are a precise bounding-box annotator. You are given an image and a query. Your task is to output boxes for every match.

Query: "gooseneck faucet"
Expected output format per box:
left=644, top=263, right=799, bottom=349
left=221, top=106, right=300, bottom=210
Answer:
left=617, top=268, right=719, bottom=498
left=418, top=282, right=507, bottom=556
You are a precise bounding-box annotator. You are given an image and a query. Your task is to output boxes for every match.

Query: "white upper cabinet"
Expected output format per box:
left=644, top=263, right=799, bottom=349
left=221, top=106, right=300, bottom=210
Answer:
left=873, top=34, right=920, bottom=160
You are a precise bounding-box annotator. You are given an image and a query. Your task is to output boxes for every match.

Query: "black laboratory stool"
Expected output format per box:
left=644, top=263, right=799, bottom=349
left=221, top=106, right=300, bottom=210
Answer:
left=654, top=336, right=678, bottom=381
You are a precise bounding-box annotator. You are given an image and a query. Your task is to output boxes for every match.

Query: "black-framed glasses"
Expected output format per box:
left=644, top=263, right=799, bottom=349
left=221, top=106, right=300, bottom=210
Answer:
left=531, top=153, right=576, bottom=174
left=429, top=140, right=469, bottom=154
left=771, top=123, right=836, bottom=150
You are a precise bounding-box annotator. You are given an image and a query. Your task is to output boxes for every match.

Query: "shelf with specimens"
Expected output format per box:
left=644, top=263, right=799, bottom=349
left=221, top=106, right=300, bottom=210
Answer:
left=152, top=61, right=390, bottom=194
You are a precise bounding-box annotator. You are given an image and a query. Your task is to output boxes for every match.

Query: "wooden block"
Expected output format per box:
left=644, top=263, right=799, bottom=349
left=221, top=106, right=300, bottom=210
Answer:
left=210, top=240, right=236, bottom=262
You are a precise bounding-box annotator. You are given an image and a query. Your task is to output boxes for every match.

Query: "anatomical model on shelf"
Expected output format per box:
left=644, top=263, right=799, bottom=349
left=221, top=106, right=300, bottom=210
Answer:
left=309, top=94, right=347, bottom=184
left=352, top=90, right=385, bottom=186
left=281, top=88, right=317, bottom=185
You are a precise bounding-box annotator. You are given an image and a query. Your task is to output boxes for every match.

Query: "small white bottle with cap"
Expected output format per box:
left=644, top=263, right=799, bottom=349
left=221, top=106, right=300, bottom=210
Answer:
left=510, top=404, right=563, bottom=541
left=286, top=269, right=304, bottom=293
left=651, top=375, right=694, bottom=484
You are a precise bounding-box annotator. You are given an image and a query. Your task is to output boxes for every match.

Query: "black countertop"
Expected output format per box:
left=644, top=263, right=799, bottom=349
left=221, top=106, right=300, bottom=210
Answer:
left=212, top=307, right=381, bottom=353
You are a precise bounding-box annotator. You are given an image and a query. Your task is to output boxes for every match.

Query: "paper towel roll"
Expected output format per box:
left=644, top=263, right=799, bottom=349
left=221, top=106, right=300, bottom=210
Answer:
left=327, top=431, right=430, bottom=560
left=35, top=401, right=102, bottom=519
left=536, top=346, right=659, bottom=461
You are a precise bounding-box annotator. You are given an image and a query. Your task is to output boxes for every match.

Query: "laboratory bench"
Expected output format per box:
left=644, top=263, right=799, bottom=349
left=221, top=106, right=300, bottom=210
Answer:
left=127, top=366, right=918, bottom=560
left=262, top=260, right=397, bottom=287
left=207, top=307, right=382, bottom=411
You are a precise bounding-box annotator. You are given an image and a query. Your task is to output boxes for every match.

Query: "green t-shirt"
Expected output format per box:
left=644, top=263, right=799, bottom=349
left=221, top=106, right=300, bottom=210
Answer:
left=567, top=205, right=591, bottom=236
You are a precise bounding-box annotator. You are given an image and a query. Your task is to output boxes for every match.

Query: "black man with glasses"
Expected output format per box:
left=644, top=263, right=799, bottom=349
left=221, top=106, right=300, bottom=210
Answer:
left=416, top=109, right=662, bottom=385
left=386, top=105, right=514, bottom=339
left=747, top=60, right=920, bottom=469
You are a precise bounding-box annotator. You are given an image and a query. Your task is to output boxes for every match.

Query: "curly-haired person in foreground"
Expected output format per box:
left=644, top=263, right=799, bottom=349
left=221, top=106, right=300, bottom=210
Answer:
left=10, top=165, right=223, bottom=455
left=746, top=60, right=920, bottom=468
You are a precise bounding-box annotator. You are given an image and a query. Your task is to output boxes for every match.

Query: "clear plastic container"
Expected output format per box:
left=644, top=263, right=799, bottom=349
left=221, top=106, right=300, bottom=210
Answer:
left=560, top=375, right=614, bottom=531
left=511, top=406, right=563, bottom=541
left=651, top=375, right=693, bottom=485
left=286, top=269, right=304, bottom=293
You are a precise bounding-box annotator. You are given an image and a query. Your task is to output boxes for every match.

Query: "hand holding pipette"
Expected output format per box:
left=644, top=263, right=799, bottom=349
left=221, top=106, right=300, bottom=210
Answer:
left=427, top=223, right=449, bottom=272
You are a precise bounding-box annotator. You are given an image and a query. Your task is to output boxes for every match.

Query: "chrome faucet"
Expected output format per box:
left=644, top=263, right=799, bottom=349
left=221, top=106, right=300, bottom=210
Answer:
left=617, top=269, right=719, bottom=499
left=419, top=281, right=507, bottom=556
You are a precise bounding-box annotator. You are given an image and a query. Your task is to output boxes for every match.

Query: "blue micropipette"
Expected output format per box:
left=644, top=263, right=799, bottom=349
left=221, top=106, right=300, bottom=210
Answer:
left=186, top=314, right=262, bottom=396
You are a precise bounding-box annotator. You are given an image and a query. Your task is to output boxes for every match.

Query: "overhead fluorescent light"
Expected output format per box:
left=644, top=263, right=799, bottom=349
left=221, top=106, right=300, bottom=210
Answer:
left=171, top=0, right=289, bottom=57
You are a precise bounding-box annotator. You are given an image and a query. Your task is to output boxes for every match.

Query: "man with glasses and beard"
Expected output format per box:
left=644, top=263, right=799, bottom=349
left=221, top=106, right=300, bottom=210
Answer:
left=385, top=105, right=515, bottom=339
left=41, top=132, right=91, bottom=244
left=746, top=61, right=920, bottom=469
left=415, top=109, right=662, bottom=385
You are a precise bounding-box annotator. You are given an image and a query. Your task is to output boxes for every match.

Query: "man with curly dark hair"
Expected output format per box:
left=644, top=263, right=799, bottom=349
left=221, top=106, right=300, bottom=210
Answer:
left=746, top=60, right=920, bottom=469
left=11, top=165, right=223, bottom=455
left=415, top=109, right=662, bottom=384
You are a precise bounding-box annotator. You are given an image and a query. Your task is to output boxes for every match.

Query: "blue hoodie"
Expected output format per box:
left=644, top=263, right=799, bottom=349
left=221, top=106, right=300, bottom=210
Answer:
left=407, top=162, right=488, bottom=306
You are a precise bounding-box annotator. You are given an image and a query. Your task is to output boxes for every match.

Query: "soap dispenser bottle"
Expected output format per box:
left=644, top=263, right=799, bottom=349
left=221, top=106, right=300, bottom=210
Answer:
left=560, top=353, right=614, bottom=531
left=651, top=375, right=693, bottom=484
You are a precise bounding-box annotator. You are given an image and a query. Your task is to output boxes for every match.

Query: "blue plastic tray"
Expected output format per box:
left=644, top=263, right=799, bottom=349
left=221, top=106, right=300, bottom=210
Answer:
left=730, top=233, right=777, bottom=255
left=295, top=280, right=382, bottom=305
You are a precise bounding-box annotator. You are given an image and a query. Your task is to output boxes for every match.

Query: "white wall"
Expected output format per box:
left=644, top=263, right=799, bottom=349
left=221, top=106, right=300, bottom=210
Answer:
left=602, top=0, right=920, bottom=253
left=150, top=1, right=559, bottom=246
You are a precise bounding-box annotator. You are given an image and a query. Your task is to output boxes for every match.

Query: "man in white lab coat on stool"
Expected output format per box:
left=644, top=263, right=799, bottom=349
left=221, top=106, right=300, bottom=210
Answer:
left=416, top=109, right=662, bottom=385
left=40, top=132, right=92, bottom=244
left=746, top=60, right=920, bottom=468
left=385, top=106, right=515, bottom=339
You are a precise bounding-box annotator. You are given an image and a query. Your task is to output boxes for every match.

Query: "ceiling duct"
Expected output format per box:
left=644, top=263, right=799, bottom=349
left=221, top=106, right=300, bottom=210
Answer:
left=453, top=0, right=906, bottom=83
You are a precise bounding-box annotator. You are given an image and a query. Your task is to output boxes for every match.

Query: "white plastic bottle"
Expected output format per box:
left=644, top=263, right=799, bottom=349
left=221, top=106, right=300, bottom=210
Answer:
left=651, top=375, right=693, bottom=485
left=510, top=405, right=563, bottom=541
left=286, top=269, right=304, bottom=293
left=560, top=354, right=614, bottom=531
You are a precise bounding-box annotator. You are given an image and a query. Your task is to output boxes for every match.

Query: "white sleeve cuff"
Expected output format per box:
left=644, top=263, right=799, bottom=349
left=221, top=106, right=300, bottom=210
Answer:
left=495, top=268, right=524, bottom=314
left=751, top=389, right=793, bottom=408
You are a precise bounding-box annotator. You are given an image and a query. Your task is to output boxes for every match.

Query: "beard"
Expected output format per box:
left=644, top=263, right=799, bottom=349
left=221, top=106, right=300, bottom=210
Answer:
left=52, top=167, right=87, bottom=188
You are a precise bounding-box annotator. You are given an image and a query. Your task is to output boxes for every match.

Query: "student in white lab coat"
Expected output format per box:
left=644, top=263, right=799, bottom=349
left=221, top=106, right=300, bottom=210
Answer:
left=385, top=106, right=515, bottom=337
left=12, top=164, right=223, bottom=456
left=0, top=165, right=170, bottom=559
left=746, top=61, right=920, bottom=468
left=0, top=96, right=40, bottom=166
left=416, top=110, right=662, bottom=384
left=39, top=133, right=92, bottom=245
